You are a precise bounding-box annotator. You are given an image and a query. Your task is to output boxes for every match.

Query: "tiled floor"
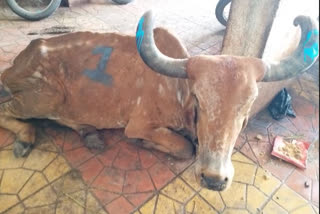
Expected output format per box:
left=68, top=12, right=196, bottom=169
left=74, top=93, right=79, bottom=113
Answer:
left=0, top=0, right=319, bottom=213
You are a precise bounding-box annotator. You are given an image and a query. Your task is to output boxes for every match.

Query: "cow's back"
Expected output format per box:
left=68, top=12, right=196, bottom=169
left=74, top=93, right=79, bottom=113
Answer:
left=1, top=28, right=190, bottom=129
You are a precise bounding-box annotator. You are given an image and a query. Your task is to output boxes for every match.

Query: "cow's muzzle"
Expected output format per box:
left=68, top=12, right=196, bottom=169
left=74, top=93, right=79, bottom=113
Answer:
left=200, top=173, right=228, bottom=191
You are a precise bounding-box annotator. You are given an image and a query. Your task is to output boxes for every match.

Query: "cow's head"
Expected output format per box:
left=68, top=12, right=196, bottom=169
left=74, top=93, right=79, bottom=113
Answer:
left=136, top=11, right=319, bottom=191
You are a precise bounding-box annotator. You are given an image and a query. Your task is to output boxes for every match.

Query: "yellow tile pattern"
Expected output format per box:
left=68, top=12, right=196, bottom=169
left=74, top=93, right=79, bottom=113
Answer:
left=5, top=203, right=24, bottom=214
left=199, top=188, right=225, bottom=212
left=185, top=195, right=218, bottom=214
left=233, top=161, right=257, bottom=184
left=23, top=185, right=57, bottom=208
left=155, top=194, right=182, bottom=214
left=140, top=195, right=157, bottom=214
left=0, top=131, right=317, bottom=214
left=262, top=200, right=288, bottom=214
left=43, top=155, right=71, bottom=182
left=161, top=178, right=194, bottom=203
left=222, top=208, right=250, bottom=214
left=220, top=182, right=246, bottom=208
left=291, top=204, right=316, bottom=214
left=0, top=168, right=33, bottom=194
left=19, top=172, right=48, bottom=200
left=180, top=165, right=202, bottom=191
left=232, top=152, right=254, bottom=164
left=23, top=149, right=57, bottom=171
left=246, top=185, right=268, bottom=213
left=0, top=150, right=25, bottom=169
left=0, top=195, right=19, bottom=213
left=273, top=185, right=308, bottom=211
left=254, top=167, right=281, bottom=196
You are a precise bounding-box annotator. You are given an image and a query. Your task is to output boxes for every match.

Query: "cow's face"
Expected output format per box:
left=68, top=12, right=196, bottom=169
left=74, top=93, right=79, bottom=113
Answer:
left=136, top=10, right=319, bottom=191
left=187, top=56, right=260, bottom=191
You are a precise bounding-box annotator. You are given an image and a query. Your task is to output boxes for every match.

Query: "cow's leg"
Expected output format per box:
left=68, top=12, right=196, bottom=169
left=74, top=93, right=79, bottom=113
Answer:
left=61, top=123, right=105, bottom=150
left=82, top=130, right=105, bottom=150
left=125, top=125, right=194, bottom=159
left=0, top=116, right=35, bottom=157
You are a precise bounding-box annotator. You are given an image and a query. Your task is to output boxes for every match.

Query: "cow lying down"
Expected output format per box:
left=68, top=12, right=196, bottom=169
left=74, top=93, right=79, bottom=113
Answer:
left=0, top=10, right=318, bottom=191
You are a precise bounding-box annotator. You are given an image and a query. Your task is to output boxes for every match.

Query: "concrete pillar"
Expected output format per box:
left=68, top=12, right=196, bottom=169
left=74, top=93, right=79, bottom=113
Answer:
left=220, top=0, right=318, bottom=117
left=221, top=0, right=280, bottom=58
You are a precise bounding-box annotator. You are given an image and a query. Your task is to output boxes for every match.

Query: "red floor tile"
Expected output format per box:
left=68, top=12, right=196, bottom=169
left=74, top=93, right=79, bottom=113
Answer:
left=274, top=118, right=299, bottom=134
left=105, top=196, right=134, bottom=214
left=248, top=140, right=273, bottom=166
left=91, top=189, right=120, bottom=205
left=267, top=123, right=295, bottom=140
left=65, top=147, right=94, bottom=167
left=234, top=135, right=246, bottom=150
left=286, top=170, right=312, bottom=200
left=296, top=160, right=319, bottom=181
left=96, top=146, right=120, bottom=167
left=113, top=142, right=140, bottom=170
left=123, top=170, right=154, bottom=193
left=263, top=158, right=295, bottom=181
left=138, top=148, right=158, bottom=169
left=125, top=192, right=153, bottom=207
left=92, top=167, right=125, bottom=193
left=240, top=142, right=258, bottom=163
left=291, top=96, right=315, bottom=117
left=78, top=157, right=104, bottom=184
left=289, top=116, right=314, bottom=132
left=148, top=162, right=175, bottom=190
left=63, top=130, right=83, bottom=151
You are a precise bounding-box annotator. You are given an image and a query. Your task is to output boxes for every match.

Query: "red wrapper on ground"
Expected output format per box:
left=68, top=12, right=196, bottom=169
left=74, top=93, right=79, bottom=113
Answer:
left=271, top=136, right=310, bottom=169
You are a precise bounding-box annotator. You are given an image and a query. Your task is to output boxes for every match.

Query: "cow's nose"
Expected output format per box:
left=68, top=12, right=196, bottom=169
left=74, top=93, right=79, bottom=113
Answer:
left=200, top=173, right=228, bottom=191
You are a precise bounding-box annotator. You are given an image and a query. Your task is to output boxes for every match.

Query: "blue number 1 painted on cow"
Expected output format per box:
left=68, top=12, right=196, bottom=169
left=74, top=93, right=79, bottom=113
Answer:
left=303, top=29, right=319, bottom=63
left=83, top=46, right=113, bottom=86
left=136, top=17, right=145, bottom=53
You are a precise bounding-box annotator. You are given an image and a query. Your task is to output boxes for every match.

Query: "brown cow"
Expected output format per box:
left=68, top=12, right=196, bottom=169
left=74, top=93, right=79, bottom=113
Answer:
left=0, top=10, right=318, bottom=191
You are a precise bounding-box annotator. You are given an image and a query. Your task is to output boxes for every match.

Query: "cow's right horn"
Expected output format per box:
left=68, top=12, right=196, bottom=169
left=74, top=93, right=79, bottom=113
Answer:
left=135, top=10, right=188, bottom=78
left=262, top=16, right=319, bottom=82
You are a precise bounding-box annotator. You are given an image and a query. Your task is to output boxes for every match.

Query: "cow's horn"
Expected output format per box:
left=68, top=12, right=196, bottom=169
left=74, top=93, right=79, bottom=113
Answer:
left=135, top=10, right=188, bottom=78
left=262, top=16, right=319, bottom=82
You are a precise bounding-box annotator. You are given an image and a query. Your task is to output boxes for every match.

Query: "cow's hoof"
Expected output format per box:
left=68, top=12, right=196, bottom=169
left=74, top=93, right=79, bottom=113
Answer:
left=84, top=133, right=105, bottom=150
left=13, top=141, right=33, bottom=158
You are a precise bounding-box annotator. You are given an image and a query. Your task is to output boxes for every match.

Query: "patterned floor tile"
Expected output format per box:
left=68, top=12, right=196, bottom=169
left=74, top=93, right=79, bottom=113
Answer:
left=185, top=195, right=218, bottom=214
left=19, top=172, right=48, bottom=200
left=273, top=184, right=308, bottom=211
left=199, top=188, right=225, bottom=213
left=220, top=182, right=247, bottom=208
left=0, top=195, right=19, bottom=213
left=0, top=1, right=318, bottom=213
left=0, top=168, right=33, bottom=194
left=139, top=195, right=157, bottom=214
left=286, top=170, right=312, bottom=201
left=232, top=161, right=257, bottom=184
left=23, top=185, right=57, bottom=208
left=161, top=178, right=194, bottom=204
left=254, top=167, right=281, bottom=196
left=262, top=200, right=288, bottom=214
left=246, top=185, right=268, bottom=214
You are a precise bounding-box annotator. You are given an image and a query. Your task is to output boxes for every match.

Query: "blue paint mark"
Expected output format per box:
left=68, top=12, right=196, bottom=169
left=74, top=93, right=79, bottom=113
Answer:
left=303, top=29, right=319, bottom=62
left=83, top=46, right=113, bottom=86
left=136, top=17, right=145, bottom=53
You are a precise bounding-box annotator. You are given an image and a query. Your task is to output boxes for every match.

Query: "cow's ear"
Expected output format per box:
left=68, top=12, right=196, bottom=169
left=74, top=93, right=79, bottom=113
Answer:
left=249, top=58, right=268, bottom=82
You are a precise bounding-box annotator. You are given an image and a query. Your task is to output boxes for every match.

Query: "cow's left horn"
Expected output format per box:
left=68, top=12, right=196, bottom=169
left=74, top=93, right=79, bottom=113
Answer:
left=136, top=10, right=188, bottom=78
left=262, top=16, right=319, bottom=82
